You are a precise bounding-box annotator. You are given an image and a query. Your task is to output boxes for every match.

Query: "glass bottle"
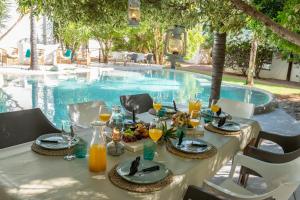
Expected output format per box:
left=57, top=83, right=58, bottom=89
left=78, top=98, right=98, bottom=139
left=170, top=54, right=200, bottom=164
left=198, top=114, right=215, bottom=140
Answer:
left=109, top=105, right=124, bottom=130
left=88, top=125, right=107, bottom=172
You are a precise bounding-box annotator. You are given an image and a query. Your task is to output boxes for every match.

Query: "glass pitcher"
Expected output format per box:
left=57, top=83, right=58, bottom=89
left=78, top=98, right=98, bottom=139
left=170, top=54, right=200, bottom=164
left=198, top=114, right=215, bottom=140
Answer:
left=88, top=125, right=107, bottom=172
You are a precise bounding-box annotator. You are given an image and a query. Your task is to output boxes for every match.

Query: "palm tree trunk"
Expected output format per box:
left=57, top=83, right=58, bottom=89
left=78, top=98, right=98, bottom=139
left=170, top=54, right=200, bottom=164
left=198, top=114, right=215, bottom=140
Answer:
left=209, top=32, right=227, bottom=104
left=286, top=52, right=293, bottom=81
left=246, top=36, right=258, bottom=86
left=30, top=8, right=38, bottom=70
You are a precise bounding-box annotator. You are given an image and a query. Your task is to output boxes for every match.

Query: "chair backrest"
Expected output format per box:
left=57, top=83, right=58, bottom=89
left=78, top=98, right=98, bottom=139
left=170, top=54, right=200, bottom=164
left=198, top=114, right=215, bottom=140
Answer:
left=68, top=101, right=106, bottom=128
left=120, top=93, right=153, bottom=114
left=130, top=53, right=138, bottom=62
left=231, top=154, right=300, bottom=199
left=217, top=98, right=255, bottom=119
left=0, top=108, right=60, bottom=149
left=146, top=54, right=153, bottom=61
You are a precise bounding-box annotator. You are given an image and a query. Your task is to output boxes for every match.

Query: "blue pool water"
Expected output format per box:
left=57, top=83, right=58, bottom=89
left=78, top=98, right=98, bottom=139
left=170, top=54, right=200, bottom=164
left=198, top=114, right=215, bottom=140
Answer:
left=0, top=68, right=270, bottom=127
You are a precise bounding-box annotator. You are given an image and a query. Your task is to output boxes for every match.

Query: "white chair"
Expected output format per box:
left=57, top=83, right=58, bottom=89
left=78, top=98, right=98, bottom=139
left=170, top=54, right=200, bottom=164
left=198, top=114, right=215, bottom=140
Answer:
left=217, top=98, right=255, bottom=119
left=203, top=154, right=300, bottom=200
left=68, top=101, right=106, bottom=128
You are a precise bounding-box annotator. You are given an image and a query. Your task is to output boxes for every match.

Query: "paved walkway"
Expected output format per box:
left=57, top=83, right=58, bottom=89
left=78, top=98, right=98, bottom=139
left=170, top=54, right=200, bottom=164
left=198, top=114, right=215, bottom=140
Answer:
left=211, top=109, right=300, bottom=199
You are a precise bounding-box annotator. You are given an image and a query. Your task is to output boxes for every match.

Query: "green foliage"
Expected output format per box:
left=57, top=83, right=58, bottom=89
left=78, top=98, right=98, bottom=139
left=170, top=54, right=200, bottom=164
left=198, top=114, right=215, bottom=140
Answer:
left=225, top=33, right=275, bottom=77
left=185, top=25, right=205, bottom=60
left=56, top=22, right=91, bottom=53
left=0, top=0, right=7, bottom=27
left=250, top=0, right=300, bottom=60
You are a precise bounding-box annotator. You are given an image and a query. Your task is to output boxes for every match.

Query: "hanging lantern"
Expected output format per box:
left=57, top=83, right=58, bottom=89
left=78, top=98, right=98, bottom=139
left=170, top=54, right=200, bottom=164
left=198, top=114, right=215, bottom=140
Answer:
left=164, top=25, right=187, bottom=69
left=165, top=25, right=187, bottom=56
left=128, top=0, right=141, bottom=26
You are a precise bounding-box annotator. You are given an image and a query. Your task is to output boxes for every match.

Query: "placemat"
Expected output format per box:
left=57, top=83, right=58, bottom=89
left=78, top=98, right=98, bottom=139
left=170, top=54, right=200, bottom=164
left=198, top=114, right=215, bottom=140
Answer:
left=108, top=165, right=173, bottom=193
left=204, top=123, right=240, bottom=136
left=31, top=142, right=75, bottom=156
left=166, top=139, right=217, bottom=159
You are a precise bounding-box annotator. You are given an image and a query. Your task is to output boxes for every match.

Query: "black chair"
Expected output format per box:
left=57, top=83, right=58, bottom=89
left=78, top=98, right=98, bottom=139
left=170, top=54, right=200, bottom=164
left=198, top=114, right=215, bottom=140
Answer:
left=183, top=185, right=275, bottom=200
left=146, top=54, right=153, bottom=64
left=239, top=131, right=300, bottom=186
left=183, top=185, right=228, bottom=200
left=130, top=53, right=138, bottom=63
left=0, top=108, right=61, bottom=149
left=120, top=93, right=153, bottom=114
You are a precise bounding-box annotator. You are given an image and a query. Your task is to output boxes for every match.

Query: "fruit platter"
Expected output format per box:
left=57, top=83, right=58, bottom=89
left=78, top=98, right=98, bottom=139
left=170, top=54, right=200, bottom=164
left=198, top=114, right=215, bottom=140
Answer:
left=122, top=123, right=150, bottom=143
left=171, top=112, right=194, bottom=129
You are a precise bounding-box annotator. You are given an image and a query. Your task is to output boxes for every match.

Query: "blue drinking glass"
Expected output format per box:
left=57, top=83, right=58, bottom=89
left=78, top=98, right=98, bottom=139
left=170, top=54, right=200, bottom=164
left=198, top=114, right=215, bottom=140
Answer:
left=143, top=140, right=156, bottom=160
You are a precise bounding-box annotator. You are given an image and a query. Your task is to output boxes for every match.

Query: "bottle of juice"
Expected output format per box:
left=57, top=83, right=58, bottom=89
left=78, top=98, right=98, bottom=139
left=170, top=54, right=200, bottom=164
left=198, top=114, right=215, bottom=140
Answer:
left=89, top=126, right=107, bottom=172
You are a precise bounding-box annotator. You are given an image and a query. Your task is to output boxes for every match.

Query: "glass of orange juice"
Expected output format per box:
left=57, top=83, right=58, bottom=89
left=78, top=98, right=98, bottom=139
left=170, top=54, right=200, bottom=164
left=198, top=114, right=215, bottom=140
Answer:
left=190, top=110, right=201, bottom=144
left=210, top=99, right=220, bottom=113
left=188, top=99, right=202, bottom=114
left=153, top=96, right=162, bottom=117
left=99, top=105, right=112, bottom=124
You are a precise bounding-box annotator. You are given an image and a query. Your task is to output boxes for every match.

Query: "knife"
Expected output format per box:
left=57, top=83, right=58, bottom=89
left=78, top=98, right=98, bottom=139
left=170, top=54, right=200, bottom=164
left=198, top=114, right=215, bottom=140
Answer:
left=191, top=143, right=207, bottom=148
left=40, top=139, right=59, bottom=143
left=127, top=165, right=160, bottom=176
left=132, top=109, right=136, bottom=123
left=173, top=100, right=178, bottom=112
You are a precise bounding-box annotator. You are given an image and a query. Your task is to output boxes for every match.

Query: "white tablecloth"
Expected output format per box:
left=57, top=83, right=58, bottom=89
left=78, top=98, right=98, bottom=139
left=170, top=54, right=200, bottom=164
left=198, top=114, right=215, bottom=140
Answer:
left=0, top=115, right=261, bottom=200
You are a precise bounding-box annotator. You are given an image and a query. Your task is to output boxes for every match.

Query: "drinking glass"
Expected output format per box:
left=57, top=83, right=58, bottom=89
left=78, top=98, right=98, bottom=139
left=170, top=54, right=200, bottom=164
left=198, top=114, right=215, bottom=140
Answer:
left=62, top=120, right=76, bottom=161
left=153, top=95, right=162, bottom=117
left=99, top=105, right=112, bottom=124
left=210, top=99, right=220, bottom=113
left=188, top=98, right=202, bottom=114
left=99, top=105, right=112, bottom=135
left=143, top=140, right=156, bottom=161
left=190, top=110, right=200, bottom=143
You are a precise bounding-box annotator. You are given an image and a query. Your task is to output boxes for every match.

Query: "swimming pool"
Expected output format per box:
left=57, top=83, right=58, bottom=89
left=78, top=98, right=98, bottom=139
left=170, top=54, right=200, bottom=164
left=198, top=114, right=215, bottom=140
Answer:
left=0, top=68, right=272, bottom=127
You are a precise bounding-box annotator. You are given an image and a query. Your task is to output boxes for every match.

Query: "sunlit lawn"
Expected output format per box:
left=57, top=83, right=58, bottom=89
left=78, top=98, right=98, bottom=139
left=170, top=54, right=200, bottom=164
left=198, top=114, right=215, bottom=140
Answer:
left=178, top=67, right=300, bottom=95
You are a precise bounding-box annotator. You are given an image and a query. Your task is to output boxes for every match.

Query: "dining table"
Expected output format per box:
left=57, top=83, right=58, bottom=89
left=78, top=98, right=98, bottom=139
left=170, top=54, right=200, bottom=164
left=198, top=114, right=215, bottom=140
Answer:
left=0, top=112, right=261, bottom=200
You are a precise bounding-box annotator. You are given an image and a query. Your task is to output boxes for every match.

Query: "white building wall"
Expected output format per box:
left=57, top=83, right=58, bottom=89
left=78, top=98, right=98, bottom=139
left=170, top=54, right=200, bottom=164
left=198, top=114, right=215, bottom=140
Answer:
left=260, top=56, right=289, bottom=80
left=291, top=63, right=300, bottom=82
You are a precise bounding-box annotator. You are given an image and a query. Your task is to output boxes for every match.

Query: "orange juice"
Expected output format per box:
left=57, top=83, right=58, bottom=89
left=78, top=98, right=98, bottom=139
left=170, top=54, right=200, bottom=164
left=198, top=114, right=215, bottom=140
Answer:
left=190, top=119, right=200, bottom=128
left=99, top=113, right=111, bottom=122
left=153, top=103, right=162, bottom=112
left=211, top=104, right=220, bottom=113
left=189, top=101, right=201, bottom=114
left=149, top=129, right=163, bottom=142
left=89, top=144, right=107, bottom=172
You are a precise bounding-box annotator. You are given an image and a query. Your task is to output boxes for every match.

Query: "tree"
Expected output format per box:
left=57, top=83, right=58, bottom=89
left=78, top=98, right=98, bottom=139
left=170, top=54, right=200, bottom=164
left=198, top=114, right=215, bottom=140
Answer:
left=0, top=0, right=7, bottom=28
left=195, top=0, right=246, bottom=103
left=56, top=22, right=91, bottom=61
left=18, top=0, right=41, bottom=70
left=229, top=0, right=300, bottom=47
left=30, top=6, right=38, bottom=70
left=248, top=0, right=300, bottom=82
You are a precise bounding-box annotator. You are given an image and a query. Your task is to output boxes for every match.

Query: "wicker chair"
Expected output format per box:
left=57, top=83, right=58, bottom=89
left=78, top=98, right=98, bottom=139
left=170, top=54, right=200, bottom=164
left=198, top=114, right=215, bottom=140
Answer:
left=57, top=49, right=72, bottom=64
left=1, top=47, right=19, bottom=66
left=75, top=50, right=91, bottom=65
